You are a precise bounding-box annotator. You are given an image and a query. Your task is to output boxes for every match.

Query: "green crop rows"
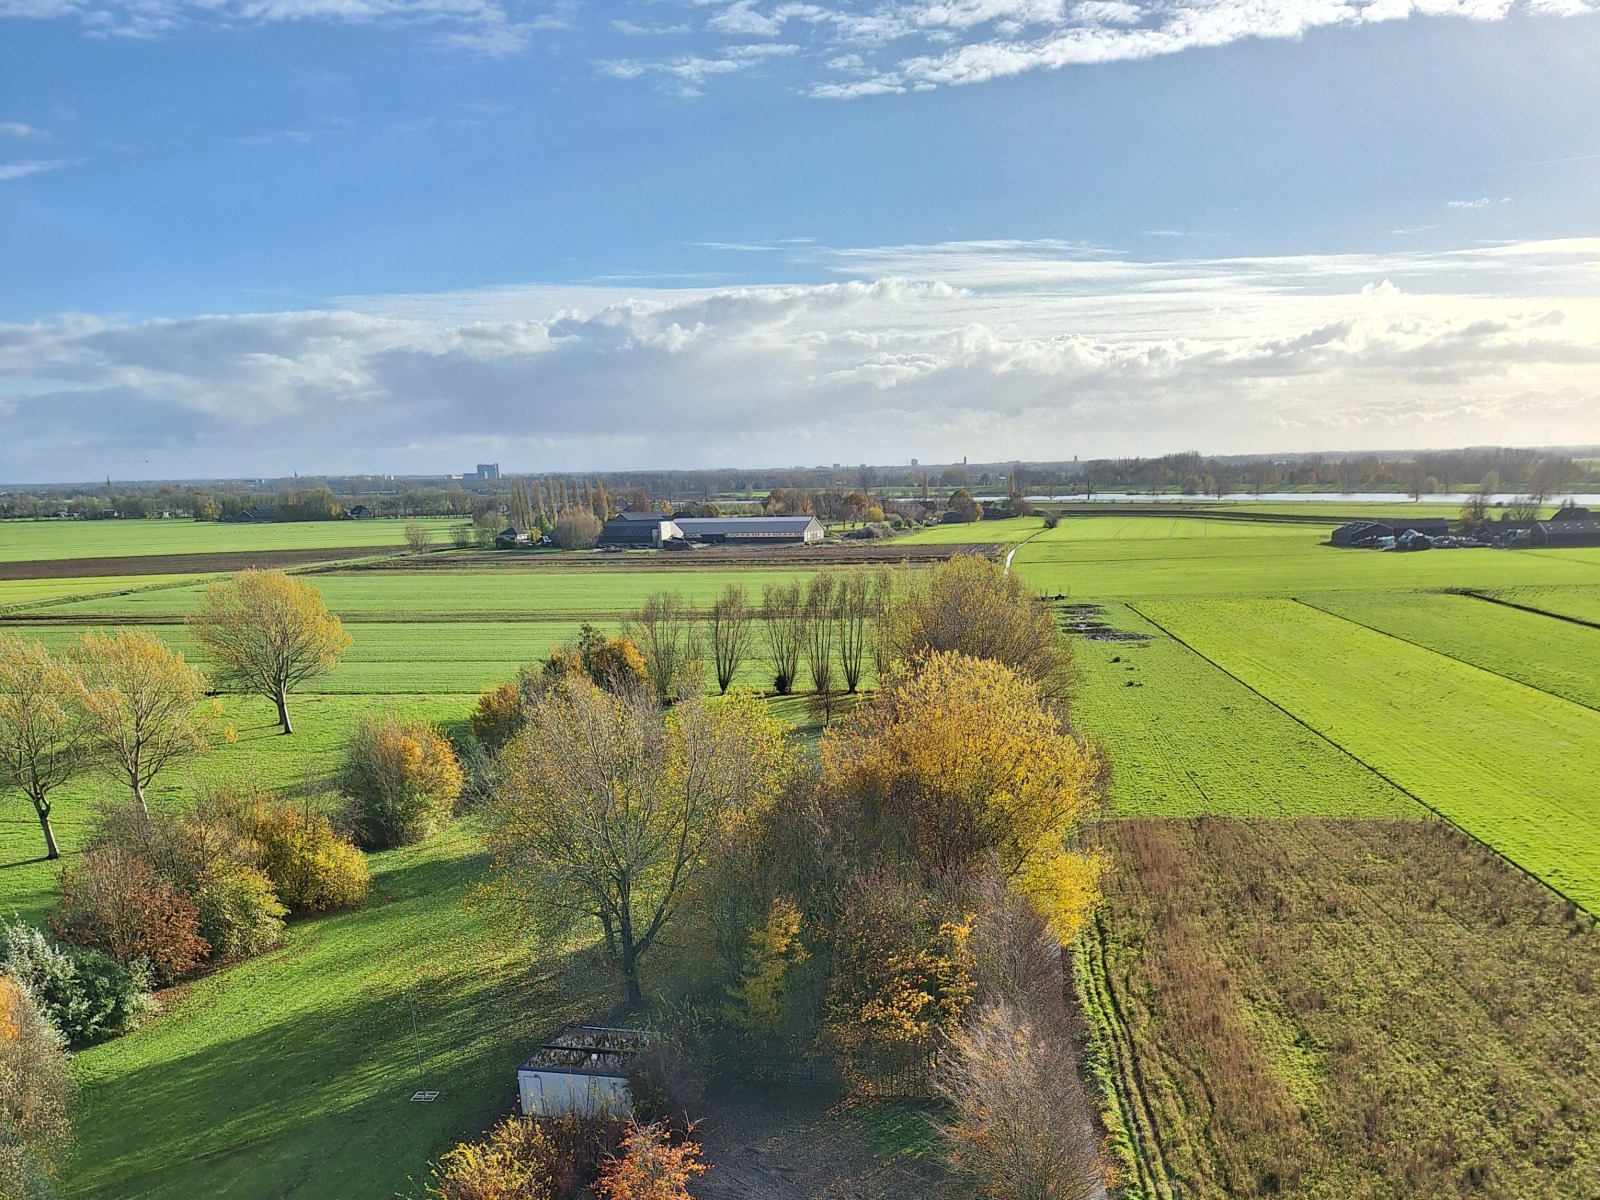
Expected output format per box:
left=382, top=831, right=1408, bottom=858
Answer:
left=1069, top=606, right=1418, bottom=818
left=1134, top=598, right=1600, bottom=911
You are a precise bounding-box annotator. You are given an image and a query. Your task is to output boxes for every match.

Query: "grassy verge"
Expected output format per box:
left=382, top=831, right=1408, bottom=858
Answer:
left=65, top=821, right=614, bottom=1200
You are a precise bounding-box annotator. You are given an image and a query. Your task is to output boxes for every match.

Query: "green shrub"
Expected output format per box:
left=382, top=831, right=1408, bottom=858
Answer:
left=338, top=713, right=463, bottom=849
left=0, top=918, right=152, bottom=1048
left=247, top=804, right=370, bottom=913
left=194, top=867, right=287, bottom=961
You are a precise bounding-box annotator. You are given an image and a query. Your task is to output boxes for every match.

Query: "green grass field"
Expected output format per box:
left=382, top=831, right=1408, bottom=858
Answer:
left=0, top=518, right=453, bottom=562
left=1482, top=584, right=1600, bottom=626
left=1014, top=518, right=1600, bottom=599
left=0, top=575, right=208, bottom=609
left=66, top=823, right=611, bottom=1200
left=1069, top=606, right=1418, bottom=818
left=1134, top=598, right=1600, bottom=910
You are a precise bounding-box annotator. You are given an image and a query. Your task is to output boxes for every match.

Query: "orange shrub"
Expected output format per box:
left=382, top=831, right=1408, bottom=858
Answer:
left=51, top=848, right=210, bottom=983
left=596, top=1122, right=707, bottom=1200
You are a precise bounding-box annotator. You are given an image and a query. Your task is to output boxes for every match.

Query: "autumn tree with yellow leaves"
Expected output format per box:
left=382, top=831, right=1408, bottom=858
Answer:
left=188, top=569, right=352, bottom=735
left=0, top=635, right=87, bottom=860
left=74, top=631, right=209, bottom=819
left=485, top=680, right=785, bottom=1005
left=822, top=650, right=1105, bottom=944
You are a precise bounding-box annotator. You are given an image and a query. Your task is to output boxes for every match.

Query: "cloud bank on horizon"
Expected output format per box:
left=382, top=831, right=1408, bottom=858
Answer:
left=3, top=240, right=1598, bottom=482
left=2, top=0, right=1595, bottom=94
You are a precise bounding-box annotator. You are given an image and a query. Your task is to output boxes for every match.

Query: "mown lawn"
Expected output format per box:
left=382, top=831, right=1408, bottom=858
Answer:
left=65, top=823, right=614, bottom=1200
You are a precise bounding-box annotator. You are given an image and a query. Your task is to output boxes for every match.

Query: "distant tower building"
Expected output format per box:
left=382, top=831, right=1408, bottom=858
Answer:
left=476, top=463, right=501, bottom=481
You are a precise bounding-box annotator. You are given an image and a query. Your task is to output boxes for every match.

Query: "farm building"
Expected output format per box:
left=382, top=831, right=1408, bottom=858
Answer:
left=674, top=516, right=824, bottom=545
left=516, top=1026, right=649, bottom=1118
left=494, top=525, right=530, bottom=549
left=222, top=506, right=278, bottom=524
left=598, top=512, right=683, bottom=549
left=1529, top=518, right=1600, bottom=548
left=1331, top=519, right=1449, bottom=547
left=343, top=505, right=374, bottom=519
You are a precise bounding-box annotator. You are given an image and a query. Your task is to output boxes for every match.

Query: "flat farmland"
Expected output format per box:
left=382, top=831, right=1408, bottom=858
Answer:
left=1137, top=598, right=1600, bottom=909
left=1083, top=817, right=1600, bottom=1200
left=1302, top=590, right=1600, bottom=710
left=0, top=517, right=446, bottom=562
left=0, top=574, right=205, bottom=608
left=1068, top=606, right=1418, bottom=818
left=27, top=566, right=820, bottom=622
left=1483, top=584, right=1600, bottom=627
left=1013, top=517, right=1600, bottom=599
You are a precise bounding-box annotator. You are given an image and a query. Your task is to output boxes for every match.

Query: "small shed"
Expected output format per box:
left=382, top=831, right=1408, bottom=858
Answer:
left=516, top=1026, right=649, bottom=1118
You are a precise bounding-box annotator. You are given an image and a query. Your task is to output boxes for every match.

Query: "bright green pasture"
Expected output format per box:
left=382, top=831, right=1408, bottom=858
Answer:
left=0, top=518, right=450, bottom=562
left=1069, top=607, right=1418, bottom=818
left=1484, top=584, right=1600, bottom=626
left=0, top=692, right=474, bottom=927
left=1302, top=591, right=1600, bottom=711
left=66, top=823, right=612, bottom=1200
left=0, top=575, right=205, bottom=608
left=1013, top=518, right=1600, bottom=600
left=894, top=516, right=1044, bottom=544
left=1138, top=598, right=1600, bottom=910
left=39, top=567, right=820, bottom=621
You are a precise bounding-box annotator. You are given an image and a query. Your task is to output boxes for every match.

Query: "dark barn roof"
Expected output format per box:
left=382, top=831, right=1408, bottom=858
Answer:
left=1531, top=519, right=1600, bottom=548
left=1331, top=518, right=1449, bottom=546
left=675, top=516, right=823, bottom=542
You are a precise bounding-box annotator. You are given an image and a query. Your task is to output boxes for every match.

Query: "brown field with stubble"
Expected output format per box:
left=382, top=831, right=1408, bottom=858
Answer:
left=1084, top=816, right=1600, bottom=1200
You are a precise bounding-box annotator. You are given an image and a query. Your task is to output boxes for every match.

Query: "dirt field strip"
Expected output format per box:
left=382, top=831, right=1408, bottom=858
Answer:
left=0, top=546, right=406, bottom=579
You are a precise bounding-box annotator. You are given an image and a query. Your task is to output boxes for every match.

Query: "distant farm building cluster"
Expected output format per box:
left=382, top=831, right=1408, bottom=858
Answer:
left=598, top=511, right=825, bottom=550
left=1332, top=507, right=1600, bottom=551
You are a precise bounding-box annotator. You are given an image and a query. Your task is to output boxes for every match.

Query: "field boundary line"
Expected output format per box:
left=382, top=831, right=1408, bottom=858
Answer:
left=1291, top=597, right=1600, bottom=716
left=1455, top=589, right=1600, bottom=632
left=1125, top=602, right=1595, bottom=918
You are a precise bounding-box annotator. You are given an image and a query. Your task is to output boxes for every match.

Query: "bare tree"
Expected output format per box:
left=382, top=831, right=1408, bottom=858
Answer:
left=761, top=582, right=807, bottom=695
left=708, top=585, right=754, bottom=694
left=627, top=591, right=703, bottom=705
left=805, top=573, right=837, bottom=721
left=405, top=521, right=433, bottom=554
left=871, top=567, right=897, bottom=686
left=484, top=681, right=783, bottom=1005
left=834, top=570, right=873, bottom=694
left=937, top=1000, right=1104, bottom=1200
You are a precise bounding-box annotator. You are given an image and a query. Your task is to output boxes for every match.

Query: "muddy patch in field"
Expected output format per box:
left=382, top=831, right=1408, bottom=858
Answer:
left=1059, top=603, right=1153, bottom=641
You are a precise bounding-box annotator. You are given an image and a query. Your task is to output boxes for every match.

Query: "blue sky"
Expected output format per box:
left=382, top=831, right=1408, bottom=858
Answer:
left=1, top=0, right=1598, bottom=479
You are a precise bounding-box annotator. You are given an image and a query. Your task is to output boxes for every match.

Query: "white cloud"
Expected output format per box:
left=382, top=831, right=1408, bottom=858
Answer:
left=0, top=122, right=44, bottom=137
left=3, top=238, right=1599, bottom=480
left=0, top=159, right=68, bottom=180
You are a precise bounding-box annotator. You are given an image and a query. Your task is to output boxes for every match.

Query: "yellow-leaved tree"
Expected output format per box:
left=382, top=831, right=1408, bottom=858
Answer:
left=188, top=569, right=352, bottom=735
left=0, top=635, right=86, bottom=860
left=485, top=680, right=785, bottom=1005
left=74, top=631, right=209, bottom=818
left=822, top=650, right=1105, bottom=944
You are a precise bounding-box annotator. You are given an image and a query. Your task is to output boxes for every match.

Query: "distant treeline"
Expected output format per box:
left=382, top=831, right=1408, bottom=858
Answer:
left=2, top=448, right=1596, bottom=521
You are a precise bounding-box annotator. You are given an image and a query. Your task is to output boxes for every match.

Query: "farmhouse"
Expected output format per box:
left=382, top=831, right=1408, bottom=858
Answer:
left=515, top=1026, right=649, bottom=1118
left=222, top=506, right=278, bottom=524
left=674, top=515, right=824, bottom=545
left=343, top=505, right=374, bottom=519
